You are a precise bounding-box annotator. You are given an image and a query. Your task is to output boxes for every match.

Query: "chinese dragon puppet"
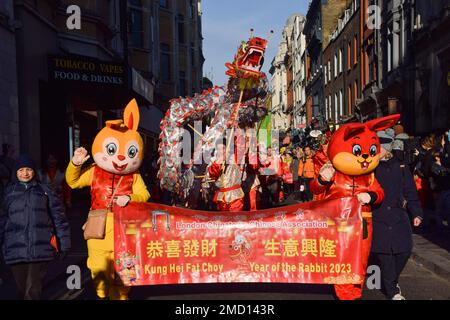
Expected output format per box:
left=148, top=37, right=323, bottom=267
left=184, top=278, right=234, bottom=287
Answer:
left=65, top=99, right=150, bottom=300
left=310, top=114, right=400, bottom=300
left=158, top=35, right=270, bottom=211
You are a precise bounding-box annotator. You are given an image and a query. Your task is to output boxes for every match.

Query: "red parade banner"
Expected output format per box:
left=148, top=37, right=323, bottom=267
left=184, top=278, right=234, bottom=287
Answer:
left=114, top=197, right=364, bottom=286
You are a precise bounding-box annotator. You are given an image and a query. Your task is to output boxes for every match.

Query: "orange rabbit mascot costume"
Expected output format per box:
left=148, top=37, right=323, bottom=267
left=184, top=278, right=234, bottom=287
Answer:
left=310, top=114, right=400, bottom=300
left=65, top=99, right=150, bottom=300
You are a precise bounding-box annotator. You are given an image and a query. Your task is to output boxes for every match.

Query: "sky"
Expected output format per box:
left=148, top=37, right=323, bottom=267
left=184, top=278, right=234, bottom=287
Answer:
left=202, top=0, right=310, bottom=86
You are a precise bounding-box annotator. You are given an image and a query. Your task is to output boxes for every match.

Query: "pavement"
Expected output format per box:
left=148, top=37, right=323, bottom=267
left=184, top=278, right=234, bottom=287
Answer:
left=1, top=195, right=449, bottom=300
left=411, top=229, right=450, bottom=283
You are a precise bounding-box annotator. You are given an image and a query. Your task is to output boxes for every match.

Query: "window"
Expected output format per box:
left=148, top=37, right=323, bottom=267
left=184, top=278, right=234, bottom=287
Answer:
left=339, top=90, right=343, bottom=117
left=364, top=50, right=370, bottom=85
left=178, top=15, right=185, bottom=44
left=347, top=41, right=352, bottom=70
left=334, top=54, right=338, bottom=78
left=354, top=80, right=358, bottom=106
left=313, top=94, right=319, bottom=117
left=369, top=56, right=375, bottom=83
left=188, top=0, right=194, bottom=19
left=159, top=0, right=168, bottom=8
left=387, top=25, right=393, bottom=72
left=353, top=36, right=358, bottom=66
left=190, top=43, right=195, bottom=67
left=334, top=93, right=338, bottom=121
left=328, top=60, right=331, bottom=81
left=129, top=2, right=143, bottom=48
left=324, top=65, right=327, bottom=84
left=161, top=43, right=171, bottom=81
left=393, top=19, right=400, bottom=69
left=400, top=9, right=405, bottom=64
left=348, top=85, right=352, bottom=114
left=328, top=95, right=332, bottom=120
left=179, top=71, right=186, bottom=96
left=325, top=95, right=328, bottom=119
left=339, top=49, right=343, bottom=73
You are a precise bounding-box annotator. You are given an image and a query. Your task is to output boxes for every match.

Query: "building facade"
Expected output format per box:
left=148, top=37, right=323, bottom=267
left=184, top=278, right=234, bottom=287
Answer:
left=355, top=0, right=383, bottom=121
left=304, top=0, right=325, bottom=126
left=0, top=0, right=19, bottom=150
left=323, top=0, right=361, bottom=125
left=412, top=0, right=450, bottom=134
left=270, top=14, right=300, bottom=132
left=7, top=0, right=203, bottom=166
left=156, top=0, right=204, bottom=107
left=292, top=14, right=307, bottom=128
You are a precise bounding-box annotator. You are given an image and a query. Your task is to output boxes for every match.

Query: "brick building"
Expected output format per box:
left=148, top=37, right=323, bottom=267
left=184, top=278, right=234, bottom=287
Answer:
left=323, top=0, right=361, bottom=125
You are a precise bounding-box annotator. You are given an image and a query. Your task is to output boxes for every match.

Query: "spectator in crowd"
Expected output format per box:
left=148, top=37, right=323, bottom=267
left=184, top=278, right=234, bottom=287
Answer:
left=38, top=153, right=72, bottom=211
left=430, top=144, right=450, bottom=230
left=0, top=143, right=16, bottom=200
left=412, top=134, right=436, bottom=228
left=260, top=147, right=281, bottom=207
left=0, top=143, right=16, bottom=179
left=0, top=155, right=71, bottom=299
left=298, top=146, right=315, bottom=202
left=280, top=148, right=294, bottom=200
left=371, top=130, right=423, bottom=300
left=291, top=148, right=300, bottom=199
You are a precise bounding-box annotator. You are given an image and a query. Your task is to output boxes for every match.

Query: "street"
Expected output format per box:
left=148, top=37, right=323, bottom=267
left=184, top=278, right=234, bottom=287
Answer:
left=2, top=200, right=449, bottom=301
left=14, top=254, right=450, bottom=300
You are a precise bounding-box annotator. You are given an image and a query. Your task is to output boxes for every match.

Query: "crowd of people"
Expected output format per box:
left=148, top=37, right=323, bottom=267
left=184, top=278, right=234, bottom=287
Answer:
left=0, top=121, right=449, bottom=300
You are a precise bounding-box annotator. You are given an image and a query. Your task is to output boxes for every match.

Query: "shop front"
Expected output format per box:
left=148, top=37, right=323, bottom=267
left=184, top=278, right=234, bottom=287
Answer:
left=42, top=55, right=154, bottom=163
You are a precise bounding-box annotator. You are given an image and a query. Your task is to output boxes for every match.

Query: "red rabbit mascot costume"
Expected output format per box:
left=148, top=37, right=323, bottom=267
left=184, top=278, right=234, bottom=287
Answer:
left=310, top=114, right=400, bottom=300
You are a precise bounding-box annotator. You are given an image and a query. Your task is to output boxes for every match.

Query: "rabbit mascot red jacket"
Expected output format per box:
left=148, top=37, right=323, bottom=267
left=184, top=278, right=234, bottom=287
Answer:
left=65, top=99, right=150, bottom=300
left=310, top=114, right=400, bottom=300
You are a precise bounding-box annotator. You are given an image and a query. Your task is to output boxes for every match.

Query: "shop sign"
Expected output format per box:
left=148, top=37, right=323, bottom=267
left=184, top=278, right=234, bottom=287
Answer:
left=48, top=55, right=126, bottom=86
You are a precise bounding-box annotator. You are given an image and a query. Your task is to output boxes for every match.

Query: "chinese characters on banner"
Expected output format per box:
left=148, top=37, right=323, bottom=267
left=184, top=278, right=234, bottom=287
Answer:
left=114, top=197, right=363, bottom=286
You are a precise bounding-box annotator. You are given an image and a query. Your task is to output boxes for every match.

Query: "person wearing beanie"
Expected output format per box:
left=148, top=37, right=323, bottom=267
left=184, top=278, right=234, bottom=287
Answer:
left=371, top=131, right=423, bottom=300
left=393, top=124, right=404, bottom=136
left=0, top=154, right=71, bottom=299
left=377, top=130, right=395, bottom=154
left=392, top=139, right=406, bottom=163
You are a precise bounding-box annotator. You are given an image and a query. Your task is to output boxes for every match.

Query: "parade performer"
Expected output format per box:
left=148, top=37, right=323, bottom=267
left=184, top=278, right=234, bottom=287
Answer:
left=208, top=141, right=245, bottom=212
left=310, top=114, right=400, bottom=300
left=65, top=99, right=150, bottom=300
left=158, top=34, right=271, bottom=208
left=243, top=132, right=262, bottom=211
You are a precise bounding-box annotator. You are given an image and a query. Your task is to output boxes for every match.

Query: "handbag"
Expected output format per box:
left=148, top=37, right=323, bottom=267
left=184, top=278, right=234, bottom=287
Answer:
left=83, top=176, right=123, bottom=240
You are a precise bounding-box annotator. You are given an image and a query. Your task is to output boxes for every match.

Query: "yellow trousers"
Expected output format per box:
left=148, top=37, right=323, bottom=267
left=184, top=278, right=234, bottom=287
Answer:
left=87, top=213, right=130, bottom=300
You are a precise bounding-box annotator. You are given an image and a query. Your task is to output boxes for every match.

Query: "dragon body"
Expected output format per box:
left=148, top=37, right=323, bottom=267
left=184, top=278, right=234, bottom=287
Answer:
left=158, top=36, right=270, bottom=202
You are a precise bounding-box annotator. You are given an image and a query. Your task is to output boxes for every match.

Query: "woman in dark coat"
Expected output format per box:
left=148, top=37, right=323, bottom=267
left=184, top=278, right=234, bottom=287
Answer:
left=371, top=130, right=423, bottom=300
left=0, top=155, right=71, bottom=299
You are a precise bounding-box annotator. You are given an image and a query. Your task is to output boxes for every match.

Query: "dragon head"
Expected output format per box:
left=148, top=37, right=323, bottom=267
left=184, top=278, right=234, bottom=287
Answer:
left=225, top=36, right=268, bottom=80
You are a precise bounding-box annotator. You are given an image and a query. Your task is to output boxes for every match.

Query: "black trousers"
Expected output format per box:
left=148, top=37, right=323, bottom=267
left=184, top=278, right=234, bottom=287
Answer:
left=300, top=178, right=313, bottom=202
left=10, top=261, right=49, bottom=300
left=374, top=252, right=410, bottom=299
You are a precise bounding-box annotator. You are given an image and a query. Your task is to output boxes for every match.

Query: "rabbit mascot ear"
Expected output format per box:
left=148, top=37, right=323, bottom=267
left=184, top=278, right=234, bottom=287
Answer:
left=92, top=99, right=144, bottom=175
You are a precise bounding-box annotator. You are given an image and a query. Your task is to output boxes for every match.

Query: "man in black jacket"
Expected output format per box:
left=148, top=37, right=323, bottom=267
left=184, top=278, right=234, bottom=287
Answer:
left=0, top=155, right=71, bottom=299
left=371, top=131, right=423, bottom=300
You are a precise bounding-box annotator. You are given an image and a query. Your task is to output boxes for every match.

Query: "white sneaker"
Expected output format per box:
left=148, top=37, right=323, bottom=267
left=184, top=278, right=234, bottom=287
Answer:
left=396, top=284, right=402, bottom=295
left=392, top=293, right=406, bottom=300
